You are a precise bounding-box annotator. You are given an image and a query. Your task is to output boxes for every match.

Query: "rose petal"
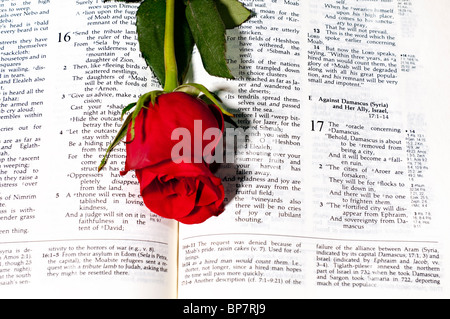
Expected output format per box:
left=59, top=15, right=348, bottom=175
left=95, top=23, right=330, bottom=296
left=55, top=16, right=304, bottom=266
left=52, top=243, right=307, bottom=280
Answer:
left=178, top=201, right=224, bottom=224
left=195, top=176, right=224, bottom=206
left=121, top=92, right=224, bottom=174
left=142, top=183, right=197, bottom=220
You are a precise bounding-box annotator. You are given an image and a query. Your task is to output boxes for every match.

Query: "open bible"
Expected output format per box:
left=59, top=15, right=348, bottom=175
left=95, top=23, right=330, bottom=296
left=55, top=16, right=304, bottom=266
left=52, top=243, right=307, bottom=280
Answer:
left=0, top=0, right=449, bottom=298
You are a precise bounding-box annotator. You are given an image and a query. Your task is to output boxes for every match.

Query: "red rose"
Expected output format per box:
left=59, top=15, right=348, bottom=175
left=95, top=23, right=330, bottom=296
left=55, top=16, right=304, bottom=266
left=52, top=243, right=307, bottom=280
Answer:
left=120, top=92, right=225, bottom=224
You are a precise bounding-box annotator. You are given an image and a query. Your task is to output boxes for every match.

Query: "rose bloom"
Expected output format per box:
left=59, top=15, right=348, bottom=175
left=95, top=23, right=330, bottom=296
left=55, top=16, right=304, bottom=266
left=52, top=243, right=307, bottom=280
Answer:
left=120, top=92, right=225, bottom=224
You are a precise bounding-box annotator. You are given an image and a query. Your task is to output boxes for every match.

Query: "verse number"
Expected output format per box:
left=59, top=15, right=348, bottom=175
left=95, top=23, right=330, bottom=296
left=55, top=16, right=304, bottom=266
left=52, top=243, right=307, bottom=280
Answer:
left=58, top=32, right=71, bottom=43
left=311, top=120, right=324, bottom=132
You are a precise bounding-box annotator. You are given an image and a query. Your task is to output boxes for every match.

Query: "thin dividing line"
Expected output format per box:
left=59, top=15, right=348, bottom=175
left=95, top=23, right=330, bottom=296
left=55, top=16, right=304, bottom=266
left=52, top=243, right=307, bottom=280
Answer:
left=0, top=238, right=169, bottom=246
left=182, top=232, right=439, bottom=244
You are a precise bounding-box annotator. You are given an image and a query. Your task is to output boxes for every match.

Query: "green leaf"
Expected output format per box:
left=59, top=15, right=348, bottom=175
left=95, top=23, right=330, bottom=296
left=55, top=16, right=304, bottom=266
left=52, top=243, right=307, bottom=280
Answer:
left=129, top=90, right=163, bottom=141
left=121, top=102, right=136, bottom=120
left=136, top=0, right=166, bottom=86
left=98, top=91, right=163, bottom=172
left=98, top=111, right=134, bottom=172
left=174, top=2, right=195, bottom=85
left=185, top=0, right=234, bottom=79
left=136, top=0, right=194, bottom=87
left=216, top=0, right=252, bottom=29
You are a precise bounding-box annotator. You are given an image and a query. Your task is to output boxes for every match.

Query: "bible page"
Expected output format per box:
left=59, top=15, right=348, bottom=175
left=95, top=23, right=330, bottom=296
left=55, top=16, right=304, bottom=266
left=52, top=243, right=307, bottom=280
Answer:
left=0, top=0, right=177, bottom=298
left=177, top=0, right=450, bottom=298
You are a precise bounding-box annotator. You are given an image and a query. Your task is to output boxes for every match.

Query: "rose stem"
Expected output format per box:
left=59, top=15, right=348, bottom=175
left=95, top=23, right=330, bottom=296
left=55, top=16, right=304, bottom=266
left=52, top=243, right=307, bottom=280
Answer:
left=163, top=0, right=178, bottom=92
